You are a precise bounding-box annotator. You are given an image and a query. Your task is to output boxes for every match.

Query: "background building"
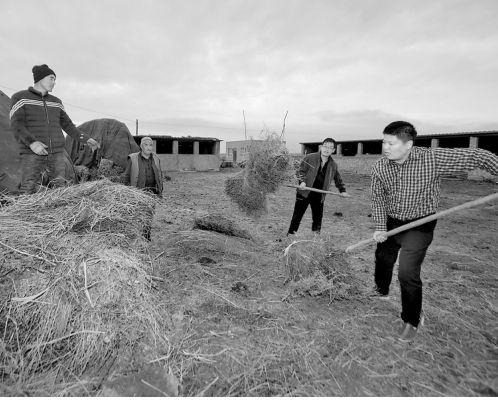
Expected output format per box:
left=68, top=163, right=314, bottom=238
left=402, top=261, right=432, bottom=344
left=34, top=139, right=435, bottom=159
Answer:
left=134, top=135, right=222, bottom=171
left=300, top=131, right=498, bottom=156
left=226, top=139, right=287, bottom=163
left=299, top=131, right=498, bottom=180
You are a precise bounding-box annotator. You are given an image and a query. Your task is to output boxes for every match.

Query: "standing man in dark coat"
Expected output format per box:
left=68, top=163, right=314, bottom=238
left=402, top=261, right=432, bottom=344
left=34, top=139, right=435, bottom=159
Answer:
left=122, top=137, right=163, bottom=196
left=9, top=64, right=100, bottom=193
left=287, top=138, right=349, bottom=235
left=122, top=136, right=164, bottom=241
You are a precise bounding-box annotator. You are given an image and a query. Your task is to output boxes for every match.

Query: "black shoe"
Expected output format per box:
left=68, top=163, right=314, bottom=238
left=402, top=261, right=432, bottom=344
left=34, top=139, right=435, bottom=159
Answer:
left=367, top=287, right=390, bottom=300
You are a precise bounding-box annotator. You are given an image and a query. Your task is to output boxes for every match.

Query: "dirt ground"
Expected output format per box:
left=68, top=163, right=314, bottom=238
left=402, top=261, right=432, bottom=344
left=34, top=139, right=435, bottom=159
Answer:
left=144, top=169, right=497, bottom=397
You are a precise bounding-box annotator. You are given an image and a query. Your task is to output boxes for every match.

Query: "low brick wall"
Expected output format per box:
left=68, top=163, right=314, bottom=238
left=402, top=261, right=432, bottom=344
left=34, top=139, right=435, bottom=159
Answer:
left=333, top=156, right=378, bottom=175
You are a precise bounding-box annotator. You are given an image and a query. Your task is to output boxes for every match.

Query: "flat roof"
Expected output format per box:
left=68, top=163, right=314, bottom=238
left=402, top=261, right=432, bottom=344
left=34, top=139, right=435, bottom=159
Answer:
left=134, top=135, right=222, bottom=142
left=300, top=130, right=498, bottom=145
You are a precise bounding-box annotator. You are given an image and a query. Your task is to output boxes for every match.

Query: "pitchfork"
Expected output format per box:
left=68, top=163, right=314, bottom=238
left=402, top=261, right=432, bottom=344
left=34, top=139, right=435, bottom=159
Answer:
left=345, top=192, right=498, bottom=253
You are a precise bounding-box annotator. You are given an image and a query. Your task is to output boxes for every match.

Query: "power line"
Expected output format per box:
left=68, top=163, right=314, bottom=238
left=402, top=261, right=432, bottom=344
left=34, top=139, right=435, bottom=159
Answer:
left=0, top=83, right=135, bottom=122
left=0, top=83, right=273, bottom=133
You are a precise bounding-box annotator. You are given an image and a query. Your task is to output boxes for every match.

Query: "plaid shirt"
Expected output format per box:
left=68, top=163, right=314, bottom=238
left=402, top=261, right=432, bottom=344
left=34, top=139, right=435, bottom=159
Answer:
left=371, top=147, right=498, bottom=231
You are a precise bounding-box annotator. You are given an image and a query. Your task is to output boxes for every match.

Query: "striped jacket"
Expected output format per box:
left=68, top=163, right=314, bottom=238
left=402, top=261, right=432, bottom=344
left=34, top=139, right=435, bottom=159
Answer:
left=9, top=87, right=90, bottom=154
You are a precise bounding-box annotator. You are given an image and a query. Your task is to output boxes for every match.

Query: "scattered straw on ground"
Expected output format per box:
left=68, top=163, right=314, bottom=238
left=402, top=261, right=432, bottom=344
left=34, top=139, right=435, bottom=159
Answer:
left=193, top=213, right=253, bottom=240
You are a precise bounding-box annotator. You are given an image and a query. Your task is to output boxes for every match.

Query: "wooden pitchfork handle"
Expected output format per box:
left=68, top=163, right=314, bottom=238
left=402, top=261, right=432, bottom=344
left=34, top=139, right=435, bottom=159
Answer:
left=345, top=192, right=498, bottom=253
left=284, top=184, right=351, bottom=197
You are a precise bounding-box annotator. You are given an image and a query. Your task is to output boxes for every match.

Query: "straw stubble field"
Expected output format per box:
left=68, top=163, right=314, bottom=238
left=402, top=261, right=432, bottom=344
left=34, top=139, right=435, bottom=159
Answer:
left=147, top=169, right=497, bottom=397
left=0, top=170, right=496, bottom=396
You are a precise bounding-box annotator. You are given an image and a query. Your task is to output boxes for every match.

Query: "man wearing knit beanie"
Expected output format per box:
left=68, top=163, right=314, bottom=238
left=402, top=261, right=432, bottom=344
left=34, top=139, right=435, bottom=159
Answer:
left=32, top=64, right=56, bottom=84
left=9, top=64, right=100, bottom=193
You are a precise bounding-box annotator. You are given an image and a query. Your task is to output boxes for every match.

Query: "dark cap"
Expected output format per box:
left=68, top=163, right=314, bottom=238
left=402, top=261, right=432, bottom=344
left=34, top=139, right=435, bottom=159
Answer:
left=32, top=64, right=56, bottom=83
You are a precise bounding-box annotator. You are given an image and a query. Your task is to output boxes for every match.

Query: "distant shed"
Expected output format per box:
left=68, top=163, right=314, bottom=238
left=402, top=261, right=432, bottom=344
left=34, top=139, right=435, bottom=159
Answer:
left=134, top=135, right=222, bottom=171
left=300, top=131, right=498, bottom=156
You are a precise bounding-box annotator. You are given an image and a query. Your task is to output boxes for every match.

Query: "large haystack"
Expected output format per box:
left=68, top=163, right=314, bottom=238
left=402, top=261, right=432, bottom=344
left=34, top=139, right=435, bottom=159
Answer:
left=0, top=180, right=171, bottom=396
left=224, top=133, right=292, bottom=216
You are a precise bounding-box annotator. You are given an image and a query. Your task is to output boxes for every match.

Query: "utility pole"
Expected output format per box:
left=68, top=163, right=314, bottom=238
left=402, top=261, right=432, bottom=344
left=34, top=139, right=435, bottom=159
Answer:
left=136, top=119, right=138, bottom=135
left=242, top=110, right=247, bottom=140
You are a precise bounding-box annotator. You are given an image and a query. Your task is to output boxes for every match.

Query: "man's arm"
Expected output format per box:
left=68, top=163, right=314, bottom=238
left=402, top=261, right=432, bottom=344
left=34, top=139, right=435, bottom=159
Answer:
left=121, top=158, right=132, bottom=185
left=59, top=108, right=91, bottom=143
left=295, top=155, right=313, bottom=189
left=333, top=167, right=347, bottom=193
left=371, top=168, right=388, bottom=232
left=295, top=156, right=310, bottom=184
left=434, top=148, right=498, bottom=177
left=59, top=107, right=99, bottom=151
left=9, top=95, right=36, bottom=148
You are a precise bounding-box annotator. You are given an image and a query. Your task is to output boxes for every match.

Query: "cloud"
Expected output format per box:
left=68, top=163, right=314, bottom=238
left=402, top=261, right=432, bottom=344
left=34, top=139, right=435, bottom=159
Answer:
left=1, top=0, right=497, bottom=153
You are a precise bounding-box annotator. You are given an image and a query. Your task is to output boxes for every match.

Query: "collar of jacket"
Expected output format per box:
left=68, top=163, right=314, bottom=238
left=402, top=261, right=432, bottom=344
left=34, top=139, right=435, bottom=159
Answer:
left=309, top=152, right=333, bottom=164
left=383, top=146, right=424, bottom=166
left=28, top=86, right=47, bottom=97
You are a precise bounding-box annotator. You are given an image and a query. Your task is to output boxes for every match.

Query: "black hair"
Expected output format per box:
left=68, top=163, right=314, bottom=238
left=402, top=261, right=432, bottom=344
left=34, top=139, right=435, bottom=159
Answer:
left=322, top=138, right=336, bottom=146
left=383, top=121, right=417, bottom=142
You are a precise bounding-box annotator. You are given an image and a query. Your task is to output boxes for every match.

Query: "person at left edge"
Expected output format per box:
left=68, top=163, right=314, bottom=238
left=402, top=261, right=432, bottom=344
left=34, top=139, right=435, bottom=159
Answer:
left=9, top=64, right=100, bottom=193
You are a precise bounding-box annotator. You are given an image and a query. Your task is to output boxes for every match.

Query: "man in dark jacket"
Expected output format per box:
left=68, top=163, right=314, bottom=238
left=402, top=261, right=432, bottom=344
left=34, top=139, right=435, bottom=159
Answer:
left=287, top=138, right=349, bottom=235
left=122, top=137, right=164, bottom=196
left=122, top=137, right=164, bottom=241
left=10, top=64, right=100, bottom=193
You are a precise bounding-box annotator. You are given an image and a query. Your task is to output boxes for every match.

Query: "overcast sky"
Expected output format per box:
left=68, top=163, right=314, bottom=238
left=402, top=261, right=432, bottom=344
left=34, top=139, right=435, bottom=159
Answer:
left=1, top=0, right=497, bottom=152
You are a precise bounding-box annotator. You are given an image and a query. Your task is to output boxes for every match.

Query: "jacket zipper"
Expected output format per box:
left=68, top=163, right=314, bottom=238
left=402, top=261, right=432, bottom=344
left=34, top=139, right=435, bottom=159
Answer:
left=42, top=96, right=50, bottom=124
left=42, top=95, right=52, bottom=153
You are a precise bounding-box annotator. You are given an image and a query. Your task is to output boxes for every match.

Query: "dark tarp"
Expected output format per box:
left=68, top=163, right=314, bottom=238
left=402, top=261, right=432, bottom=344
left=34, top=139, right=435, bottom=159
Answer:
left=0, top=90, right=21, bottom=193
left=66, top=118, right=140, bottom=170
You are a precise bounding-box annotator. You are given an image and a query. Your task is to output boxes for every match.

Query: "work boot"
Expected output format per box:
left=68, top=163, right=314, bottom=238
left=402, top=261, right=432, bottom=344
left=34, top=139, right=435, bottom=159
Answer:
left=367, top=286, right=390, bottom=300
left=397, top=322, right=419, bottom=343
left=395, top=311, right=424, bottom=343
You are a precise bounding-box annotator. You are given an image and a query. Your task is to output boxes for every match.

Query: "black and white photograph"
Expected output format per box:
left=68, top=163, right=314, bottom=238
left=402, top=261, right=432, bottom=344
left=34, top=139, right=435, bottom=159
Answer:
left=0, top=0, right=497, bottom=398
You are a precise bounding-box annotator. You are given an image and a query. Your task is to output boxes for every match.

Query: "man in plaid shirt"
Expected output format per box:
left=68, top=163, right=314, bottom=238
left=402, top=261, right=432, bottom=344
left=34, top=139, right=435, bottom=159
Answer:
left=371, top=121, right=498, bottom=342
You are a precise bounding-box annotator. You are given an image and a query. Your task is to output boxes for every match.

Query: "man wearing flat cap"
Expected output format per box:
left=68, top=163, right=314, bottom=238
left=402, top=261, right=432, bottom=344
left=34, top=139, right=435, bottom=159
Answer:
left=122, top=137, right=164, bottom=241
left=9, top=64, right=100, bottom=193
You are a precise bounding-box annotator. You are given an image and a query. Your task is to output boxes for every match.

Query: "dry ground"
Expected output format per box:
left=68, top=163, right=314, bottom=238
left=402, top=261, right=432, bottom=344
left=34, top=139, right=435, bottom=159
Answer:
left=144, top=169, right=497, bottom=397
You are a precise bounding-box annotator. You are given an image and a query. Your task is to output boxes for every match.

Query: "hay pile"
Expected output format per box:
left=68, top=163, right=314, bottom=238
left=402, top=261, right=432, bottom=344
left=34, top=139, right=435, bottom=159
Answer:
left=193, top=213, right=252, bottom=240
left=283, top=238, right=362, bottom=301
left=0, top=180, right=170, bottom=396
left=225, top=133, right=292, bottom=216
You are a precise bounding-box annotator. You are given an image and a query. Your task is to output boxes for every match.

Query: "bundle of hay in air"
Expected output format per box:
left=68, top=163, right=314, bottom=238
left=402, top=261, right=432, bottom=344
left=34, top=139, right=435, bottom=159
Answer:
left=283, top=237, right=362, bottom=301
left=0, top=180, right=170, bottom=396
left=225, top=171, right=268, bottom=216
left=224, top=132, right=292, bottom=216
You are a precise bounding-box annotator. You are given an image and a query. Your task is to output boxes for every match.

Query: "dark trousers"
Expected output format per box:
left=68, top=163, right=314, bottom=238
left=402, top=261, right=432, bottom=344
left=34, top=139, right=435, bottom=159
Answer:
left=375, top=216, right=436, bottom=328
left=288, top=193, right=324, bottom=234
left=20, top=152, right=66, bottom=194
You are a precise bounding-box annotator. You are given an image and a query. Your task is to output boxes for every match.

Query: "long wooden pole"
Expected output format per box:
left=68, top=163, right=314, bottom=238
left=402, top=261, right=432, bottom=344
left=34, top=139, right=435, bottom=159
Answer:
left=345, top=192, right=498, bottom=253
left=284, top=183, right=350, bottom=197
